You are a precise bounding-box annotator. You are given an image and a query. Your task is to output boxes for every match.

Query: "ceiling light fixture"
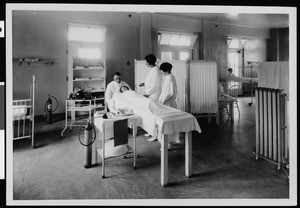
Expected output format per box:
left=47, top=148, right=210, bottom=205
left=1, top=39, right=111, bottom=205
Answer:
left=228, top=13, right=239, bottom=16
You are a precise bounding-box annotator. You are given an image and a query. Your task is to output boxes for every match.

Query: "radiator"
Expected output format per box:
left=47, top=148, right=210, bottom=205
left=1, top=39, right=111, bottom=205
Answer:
left=255, top=87, right=288, bottom=170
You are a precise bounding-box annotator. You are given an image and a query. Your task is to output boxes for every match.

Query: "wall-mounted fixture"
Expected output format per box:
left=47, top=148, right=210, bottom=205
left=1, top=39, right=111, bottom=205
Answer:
left=228, top=13, right=239, bottom=16
left=13, top=59, right=54, bottom=67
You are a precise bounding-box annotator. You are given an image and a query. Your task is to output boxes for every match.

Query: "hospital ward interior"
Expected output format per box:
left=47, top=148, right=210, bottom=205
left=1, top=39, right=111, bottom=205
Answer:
left=8, top=8, right=293, bottom=203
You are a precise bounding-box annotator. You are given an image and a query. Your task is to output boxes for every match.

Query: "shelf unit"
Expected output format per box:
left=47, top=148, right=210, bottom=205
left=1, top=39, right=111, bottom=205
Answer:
left=67, top=24, right=107, bottom=119
left=13, top=60, right=54, bottom=67
left=67, top=43, right=106, bottom=109
left=61, top=98, right=106, bottom=137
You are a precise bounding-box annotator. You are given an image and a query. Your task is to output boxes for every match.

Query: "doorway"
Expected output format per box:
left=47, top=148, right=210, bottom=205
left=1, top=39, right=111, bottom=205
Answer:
left=227, top=37, right=248, bottom=95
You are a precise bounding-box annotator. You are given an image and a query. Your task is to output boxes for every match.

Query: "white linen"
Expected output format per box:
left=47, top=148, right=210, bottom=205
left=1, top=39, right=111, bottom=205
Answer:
left=144, top=65, right=162, bottom=101
left=93, top=114, right=139, bottom=140
left=258, top=61, right=289, bottom=95
left=158, top=74, right=178, bottom=109
left=113, top=91, right=201, bottom=135
left=13, top=105, right=28, bottom=119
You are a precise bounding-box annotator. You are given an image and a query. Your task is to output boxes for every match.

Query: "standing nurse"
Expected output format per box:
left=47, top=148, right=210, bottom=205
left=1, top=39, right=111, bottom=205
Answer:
left=139, top=54, right=162, bottom=101
left=158, top=62, right=178, bottom=108
left=158, top=62, right=180, bottom=148
left=139, top=54, right=162, bottom=141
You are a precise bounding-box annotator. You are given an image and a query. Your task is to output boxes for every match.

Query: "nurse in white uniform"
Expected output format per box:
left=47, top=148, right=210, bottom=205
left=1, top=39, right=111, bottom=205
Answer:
left=158, top=62, right=180, bottom=149
left=139, top=54, right=162, bottom=141
left=158, top=62, right=178, bottom=109
left=105, top=72, right=131, bottom=112
left=139, top=54, right=162, bottom=101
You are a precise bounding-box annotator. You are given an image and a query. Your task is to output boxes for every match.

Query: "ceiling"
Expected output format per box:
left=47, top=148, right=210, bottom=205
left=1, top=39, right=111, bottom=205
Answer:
left=157, top=13, right=289, bottom=29
left=12, top=10, right=289, bottom=29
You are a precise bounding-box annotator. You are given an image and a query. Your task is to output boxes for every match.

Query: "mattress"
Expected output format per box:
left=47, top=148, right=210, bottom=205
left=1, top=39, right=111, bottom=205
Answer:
left=13, top=105, right=29, bottom=119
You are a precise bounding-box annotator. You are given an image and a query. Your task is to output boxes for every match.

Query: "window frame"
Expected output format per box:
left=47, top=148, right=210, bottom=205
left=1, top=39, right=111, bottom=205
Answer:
left=67, top=23, right=107, bottom=43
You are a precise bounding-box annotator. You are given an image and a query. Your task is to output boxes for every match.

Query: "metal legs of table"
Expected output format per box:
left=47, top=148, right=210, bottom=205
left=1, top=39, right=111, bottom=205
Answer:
left=161, top=134, right=168, bottom=186
left=101, top=122, right=105, bottom=178
left=160, top=132, right=192, bottom=187
left=185, top=132, right=192, bottom=177
left=228, top=102, right=234, bottom=120
left=100, top=120, right=137, bottom=178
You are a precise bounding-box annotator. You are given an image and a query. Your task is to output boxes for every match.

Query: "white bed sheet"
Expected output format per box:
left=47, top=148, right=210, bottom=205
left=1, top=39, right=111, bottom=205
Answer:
left=13, top=105, right=28, bottom=119
left=93, top=114, right=139, bottom=140
left=113, top=91, right=201, bottom=135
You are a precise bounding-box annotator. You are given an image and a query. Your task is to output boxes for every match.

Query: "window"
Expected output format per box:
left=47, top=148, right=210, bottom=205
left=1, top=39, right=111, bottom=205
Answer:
left=79, top=48, right=101, bottom=59
left=179, top=52, right=189, bottom=60
left=158, top=32, right=197, bottom=47
left=68, top=25, right=106, bottom=43
left=161, top=52, right=173, bottom=60
left=68, top=24, right=106, bottom=59
left=228, top=37, right=248, bottom=49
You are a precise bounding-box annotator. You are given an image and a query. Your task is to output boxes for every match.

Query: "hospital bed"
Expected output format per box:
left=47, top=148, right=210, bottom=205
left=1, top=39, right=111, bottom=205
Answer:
left=13, top=75, right=36, bottom=148
left=93, top=91, right=201, bottom=186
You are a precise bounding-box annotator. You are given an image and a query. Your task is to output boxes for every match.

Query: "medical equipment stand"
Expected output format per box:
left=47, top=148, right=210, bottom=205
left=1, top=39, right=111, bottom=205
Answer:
left=60, top=98, right=104, bottom=137
left=93, top=115, right=140, bottom=178
left=248, top=63, right=254, bottom=106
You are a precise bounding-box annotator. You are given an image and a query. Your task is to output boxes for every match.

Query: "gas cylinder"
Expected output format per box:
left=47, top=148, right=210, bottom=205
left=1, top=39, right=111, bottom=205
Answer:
left=84, top=121, right=93, bottom=168
left=45, top=95, right=52, bottom=124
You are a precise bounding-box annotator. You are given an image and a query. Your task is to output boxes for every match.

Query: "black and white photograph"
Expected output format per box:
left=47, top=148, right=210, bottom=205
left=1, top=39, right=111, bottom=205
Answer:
left=4, top=3, right=297, bottom=206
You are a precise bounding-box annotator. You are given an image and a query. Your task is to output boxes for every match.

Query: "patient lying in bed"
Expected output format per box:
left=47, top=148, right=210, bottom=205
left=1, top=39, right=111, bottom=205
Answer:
left=108, top=86, right=201, bottom=138
left=118, top=86, right=181, bottom=114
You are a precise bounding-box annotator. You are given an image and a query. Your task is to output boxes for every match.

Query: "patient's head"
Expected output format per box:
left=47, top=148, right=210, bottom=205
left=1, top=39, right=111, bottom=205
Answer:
left=120, top=86, right=130, bottom=93
left=228, top=68, right=233, bottom=73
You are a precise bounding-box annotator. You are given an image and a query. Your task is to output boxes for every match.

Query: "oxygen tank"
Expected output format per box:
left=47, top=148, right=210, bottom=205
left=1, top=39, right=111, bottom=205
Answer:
left=84, top=121, right=93, bottom=168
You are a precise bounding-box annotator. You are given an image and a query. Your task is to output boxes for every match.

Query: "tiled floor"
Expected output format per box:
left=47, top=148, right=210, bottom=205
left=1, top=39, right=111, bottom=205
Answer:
left=11, top=97, right=290, bottom=205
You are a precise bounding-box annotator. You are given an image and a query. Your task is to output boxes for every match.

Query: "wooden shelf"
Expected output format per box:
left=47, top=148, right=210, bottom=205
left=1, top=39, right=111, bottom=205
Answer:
left=68, top=39, right=106, bottom=99
left=14, top=60, right=54, bottom=66
left=73, top=67, right=105, bottom=70
left=91, top=90, right=105, bottom=93
left=73, top=78, right=105, bottom=82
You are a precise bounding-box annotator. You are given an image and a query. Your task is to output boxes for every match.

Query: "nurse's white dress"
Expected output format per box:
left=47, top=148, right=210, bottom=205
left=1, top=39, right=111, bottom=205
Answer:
left=158, top=74, right=180, bottom=144
left=158, top=74, right=178, bottom=109
left=144, top=66, right=163, bottom=101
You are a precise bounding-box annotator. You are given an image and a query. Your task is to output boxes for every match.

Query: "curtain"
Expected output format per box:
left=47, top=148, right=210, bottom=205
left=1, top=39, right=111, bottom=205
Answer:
left=258, top=62, right=289, bottom=95
left=190, top=61, right=218, bottom=114
left=134, top=60, right=149, bottom=95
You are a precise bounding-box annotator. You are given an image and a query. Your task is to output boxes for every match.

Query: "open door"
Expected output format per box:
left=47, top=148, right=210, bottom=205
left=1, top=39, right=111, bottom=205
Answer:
left=227, top=37, right=248, bottom=95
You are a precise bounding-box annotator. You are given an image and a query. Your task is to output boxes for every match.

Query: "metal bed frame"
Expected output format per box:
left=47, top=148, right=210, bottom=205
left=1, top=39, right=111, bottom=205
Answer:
left=13, top=75, right=36, bottom=148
